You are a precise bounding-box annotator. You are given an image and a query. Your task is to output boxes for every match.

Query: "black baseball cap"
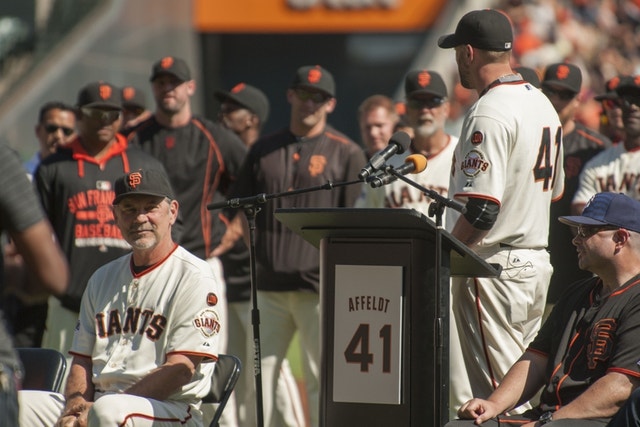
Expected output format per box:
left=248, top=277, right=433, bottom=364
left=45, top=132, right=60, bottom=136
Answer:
left=215, top=83, right=270, bottom=124
left=113, top=169, right=175, bottom=205
left=150, top=56, right=191, bottom=82
left=290, top=65, right=335, bottom=98
left=559, top=192, right=640, bottom=233
left=404, top=70, right=448, bottom=99
left=594, top=76, right=627, bottom=101
left=542, top=63, right=582, bottom=94
left=438, top=9, right=513, bottom=51
left=514, top=66, right=540, bottom=88
left=121, top=86, right=146, bottom=110
left=77, top=81, right=122, bottom=110
left=615, top=75, right=640, bottom=96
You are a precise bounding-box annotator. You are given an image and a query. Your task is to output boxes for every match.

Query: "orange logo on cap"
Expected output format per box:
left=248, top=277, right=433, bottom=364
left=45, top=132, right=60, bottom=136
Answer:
left=128, top=172, right=142, bottom=188
left=231, top=83, right=245, bottom=93
left=556, top=65, right=570, bottom=80
left=608, top=77, right=620, bottom=91
left=160, top=57, right=174, bottom=69
left=635, top=75, right=640, bottom=86
left=122, top=86, right=135, bottom=101
left=99, top=84, right=112, bottom=100
left=418, top=71, right=431, bottom=88
left=308, top=67, right=322, bottom=84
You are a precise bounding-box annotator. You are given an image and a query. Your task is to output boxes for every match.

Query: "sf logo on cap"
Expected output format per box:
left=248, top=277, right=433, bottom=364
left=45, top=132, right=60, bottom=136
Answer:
left=128, top=172, right=143, bottom=189
left=308, top=67, right=322, bottom=84
left=160, top=56, right=174, bottom=69
left=418, top=71, right=431, bottom=87
left=99, top=84, right=112, bottom=100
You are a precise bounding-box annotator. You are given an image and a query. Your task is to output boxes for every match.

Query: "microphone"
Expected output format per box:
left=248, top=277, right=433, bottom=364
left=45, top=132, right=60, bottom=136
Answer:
left=358, top=131, right=412, bottom=181
left=369, top=154, right=428, bottom=188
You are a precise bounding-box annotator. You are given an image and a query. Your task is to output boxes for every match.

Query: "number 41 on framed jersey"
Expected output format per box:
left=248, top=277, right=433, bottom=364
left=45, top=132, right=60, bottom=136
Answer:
left=333, top=264, right=404, bottom=405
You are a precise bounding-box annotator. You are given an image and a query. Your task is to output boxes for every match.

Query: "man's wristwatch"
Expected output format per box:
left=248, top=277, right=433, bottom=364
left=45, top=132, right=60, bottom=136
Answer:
left=538, top=411, right=553, bottom=424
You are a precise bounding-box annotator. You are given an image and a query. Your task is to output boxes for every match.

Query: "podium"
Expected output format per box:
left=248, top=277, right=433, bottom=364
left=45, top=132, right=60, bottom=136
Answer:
left=275, top=208, right=499, bottom=427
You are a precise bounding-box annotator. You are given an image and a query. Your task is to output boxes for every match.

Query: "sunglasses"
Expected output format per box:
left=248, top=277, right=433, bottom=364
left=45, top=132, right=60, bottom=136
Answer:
left=44, top=124, right=74, bottom=136
left=81, top=108, right=121, bottom=122
left=542, top=87, right=576, bottom=101
left=294, top=88, right=331, bottom=104
left=407, top=97, right=446, bottom=110
left=576, top=224, right=619, bottom=239
left=123, top=106, right=145, bottom=116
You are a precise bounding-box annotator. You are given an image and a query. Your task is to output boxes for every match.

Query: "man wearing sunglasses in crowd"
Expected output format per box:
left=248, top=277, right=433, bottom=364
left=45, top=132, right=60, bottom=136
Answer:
left=541, top=63, right=612, bottom=311
left=25, top=101, right=76, bottom=177
left=573, top=76, right=640, bottom=216
left=33, top=81, right=166, bottom=369
left=355, top=69, right=457, bottom=220
left=216, top=65, right=366, bottom=427
left=447, top=191, right=640, bottom=427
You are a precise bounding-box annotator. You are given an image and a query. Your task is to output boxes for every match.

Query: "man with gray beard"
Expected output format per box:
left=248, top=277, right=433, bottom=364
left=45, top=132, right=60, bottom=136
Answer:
left=355, top=69, right=457, bottom=219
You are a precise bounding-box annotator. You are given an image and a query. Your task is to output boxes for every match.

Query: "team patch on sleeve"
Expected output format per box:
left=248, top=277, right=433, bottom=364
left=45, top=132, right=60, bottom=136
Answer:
left=193, top=309, right=221, bottom=338
left=471, top=131, right=484, bottom=145
left=207, top=292, right=218, bottom=306
left=461, top=149, right=491, bottom=177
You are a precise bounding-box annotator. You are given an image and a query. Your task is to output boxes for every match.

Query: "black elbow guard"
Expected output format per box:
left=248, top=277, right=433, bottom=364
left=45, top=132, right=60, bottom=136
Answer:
left=463, top=198, right=500, bottom=230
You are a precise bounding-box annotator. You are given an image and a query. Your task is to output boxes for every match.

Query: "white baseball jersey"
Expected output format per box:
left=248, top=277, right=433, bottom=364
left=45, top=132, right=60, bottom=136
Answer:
left=355, top=135, right=458, bottom=220
left=70, top=244, right=222, bottom=405
left=573, top=143, right=640, bottom=205
left=446, top=80, right=564, bottom=249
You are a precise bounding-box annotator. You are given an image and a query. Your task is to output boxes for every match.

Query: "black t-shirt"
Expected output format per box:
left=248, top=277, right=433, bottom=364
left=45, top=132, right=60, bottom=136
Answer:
left=127, top=116, right=247, bottom=259
left=232, top=126, right=367, bottom=292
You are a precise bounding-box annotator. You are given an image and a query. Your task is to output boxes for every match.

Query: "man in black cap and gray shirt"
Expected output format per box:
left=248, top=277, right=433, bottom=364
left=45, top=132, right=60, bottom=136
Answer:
left=216, top=64, right=366, bottom=427
left=216, top=82, right=270, bottom=147
left=541, top=63, right=612, bottom=307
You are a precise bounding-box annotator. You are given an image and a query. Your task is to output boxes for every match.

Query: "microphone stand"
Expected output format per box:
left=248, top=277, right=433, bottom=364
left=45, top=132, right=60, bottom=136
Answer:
left=385, top=167, right=466, bottom=426
left=207, top=178, right=363, bottom=427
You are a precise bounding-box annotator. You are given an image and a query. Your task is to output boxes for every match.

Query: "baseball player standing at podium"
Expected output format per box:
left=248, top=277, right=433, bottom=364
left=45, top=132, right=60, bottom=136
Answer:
left=438, top=9, right=564, bottom=415
left=19, top=168, right=223, bottom=427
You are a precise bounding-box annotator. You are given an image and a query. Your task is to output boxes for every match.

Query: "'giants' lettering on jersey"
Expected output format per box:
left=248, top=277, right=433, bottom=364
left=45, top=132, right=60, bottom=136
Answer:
left=460, top=150, right=490, bottom=177
left=587, top=318, right=617, bottom=369
left=596, top=173, right=640, bottom=194
left=194, top=308, right=221, bottom=338
left=385, top=184, right=448, bottom=208
left=95, top=307, right=167, bottom=341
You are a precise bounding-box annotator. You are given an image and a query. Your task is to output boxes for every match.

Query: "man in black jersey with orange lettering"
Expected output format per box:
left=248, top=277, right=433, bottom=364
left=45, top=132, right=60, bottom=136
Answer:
left=217, top=65, right=367, bottom=427
left=447, top=192, right=640, bottom=426
left=35, top=81, right=165, bottom=364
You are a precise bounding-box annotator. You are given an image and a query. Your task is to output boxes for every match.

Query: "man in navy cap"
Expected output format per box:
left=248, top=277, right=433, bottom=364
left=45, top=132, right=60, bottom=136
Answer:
left=447, top=192, right=640, bottom=427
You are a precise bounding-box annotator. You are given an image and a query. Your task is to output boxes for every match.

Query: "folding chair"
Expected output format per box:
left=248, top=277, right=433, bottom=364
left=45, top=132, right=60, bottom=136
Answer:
left=202, top=354, right=242, bottom=427
left=16, top=347, right=67, bottom=393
